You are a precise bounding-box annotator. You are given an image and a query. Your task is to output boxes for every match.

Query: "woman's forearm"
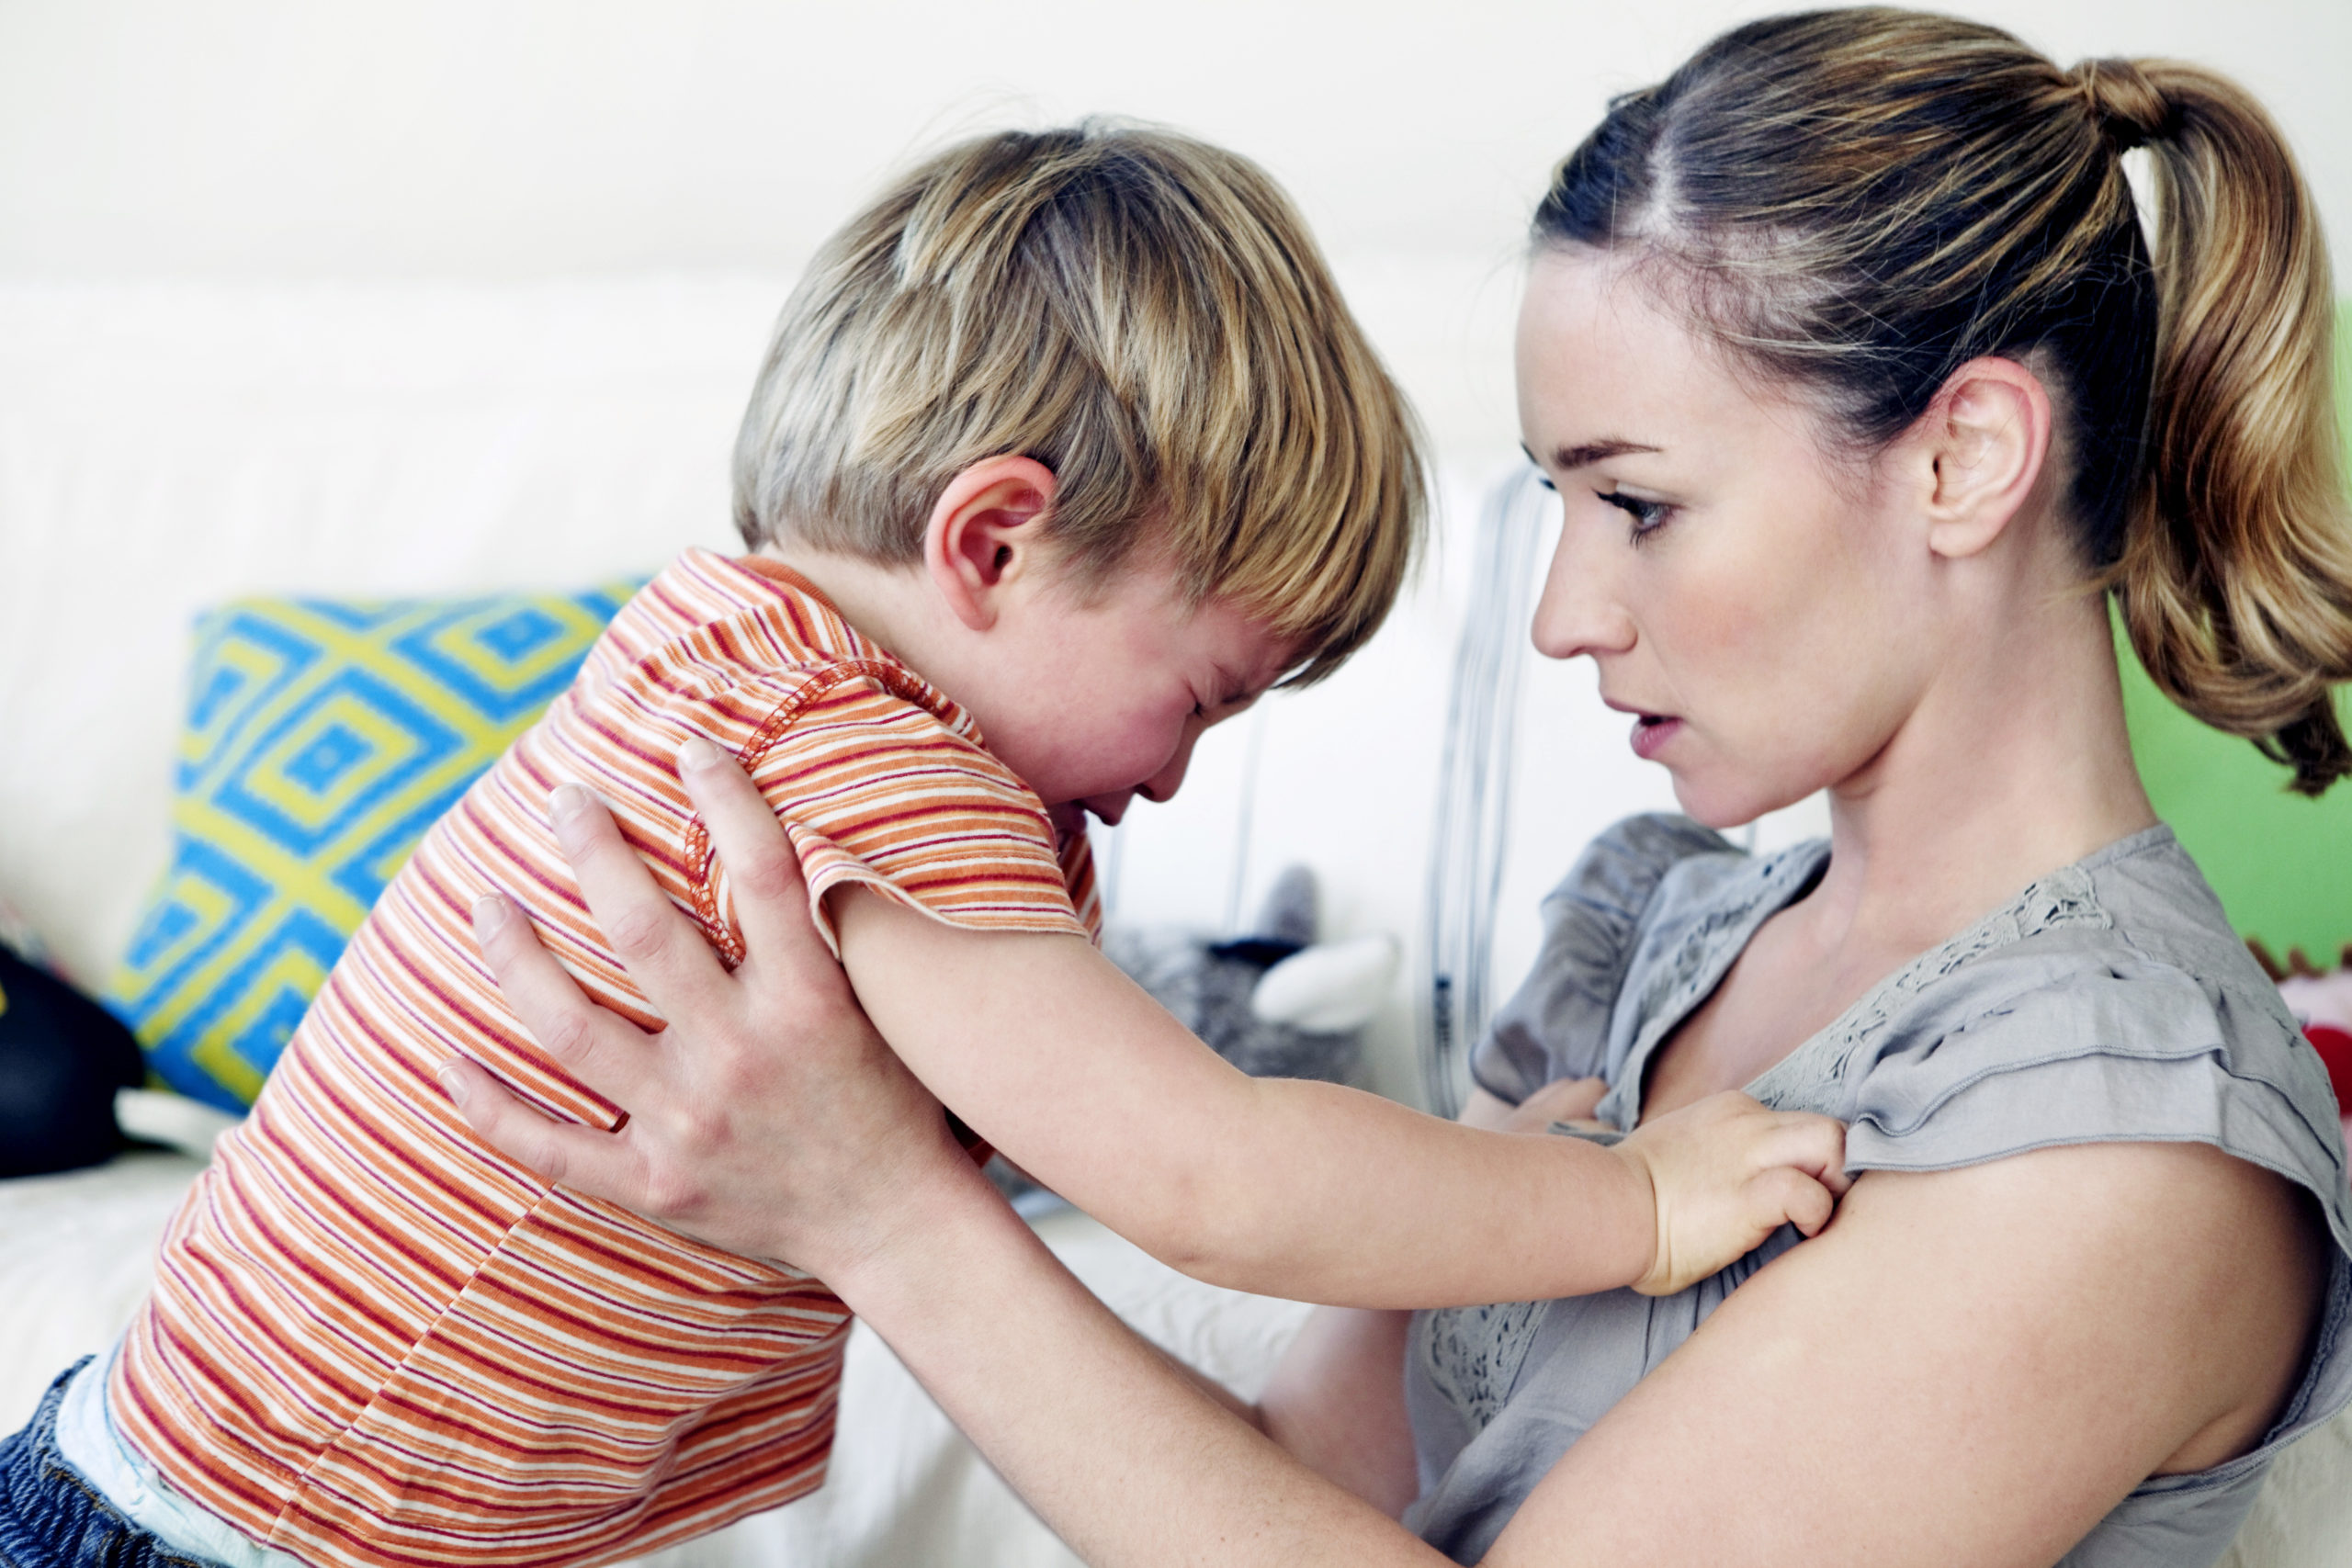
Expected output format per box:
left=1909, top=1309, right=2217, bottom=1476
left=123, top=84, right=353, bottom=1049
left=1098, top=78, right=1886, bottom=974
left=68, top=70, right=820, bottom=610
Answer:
left=826, top=1156, right=1451, bottom=1568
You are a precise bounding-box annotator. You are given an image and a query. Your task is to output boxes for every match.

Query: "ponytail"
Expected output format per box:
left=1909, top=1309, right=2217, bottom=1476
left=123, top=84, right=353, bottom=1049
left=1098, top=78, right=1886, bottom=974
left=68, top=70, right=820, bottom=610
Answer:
left=2103, top=61, right=2352, bottom=795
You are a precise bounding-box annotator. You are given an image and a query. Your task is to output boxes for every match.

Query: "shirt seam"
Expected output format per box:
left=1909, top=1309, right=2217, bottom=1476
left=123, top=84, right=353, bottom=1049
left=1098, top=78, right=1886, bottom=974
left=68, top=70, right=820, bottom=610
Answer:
left=684, top=659, right=967, bottom=965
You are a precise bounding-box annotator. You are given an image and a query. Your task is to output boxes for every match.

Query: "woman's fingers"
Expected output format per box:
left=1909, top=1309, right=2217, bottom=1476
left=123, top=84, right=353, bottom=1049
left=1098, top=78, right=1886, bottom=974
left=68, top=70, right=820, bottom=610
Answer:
left=547, top=782, right=729, bottom=1021
left=438, top=1056, right=643, bottom=1200
left=470, top=892, right=664, bottom=1108
left=1509, top=1076, right=1610, bottom=1132
left=673, top=739, right=835, bottom=990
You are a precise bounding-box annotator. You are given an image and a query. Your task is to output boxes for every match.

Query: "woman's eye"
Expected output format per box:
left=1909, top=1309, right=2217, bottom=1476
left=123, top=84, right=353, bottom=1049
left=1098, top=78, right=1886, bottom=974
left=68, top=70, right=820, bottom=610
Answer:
left=1599, top=490, right=1672, bottom=540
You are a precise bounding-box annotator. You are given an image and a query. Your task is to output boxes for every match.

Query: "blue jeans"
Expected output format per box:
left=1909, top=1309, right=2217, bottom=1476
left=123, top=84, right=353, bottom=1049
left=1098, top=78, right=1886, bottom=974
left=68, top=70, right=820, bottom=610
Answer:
left=0, top=1361, right=217, bottom=1568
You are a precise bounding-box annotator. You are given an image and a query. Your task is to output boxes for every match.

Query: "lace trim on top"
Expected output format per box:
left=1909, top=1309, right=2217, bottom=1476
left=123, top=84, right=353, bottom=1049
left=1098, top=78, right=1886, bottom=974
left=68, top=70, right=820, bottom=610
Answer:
left=1415, top=1300, right=1550, bottom=1434
left=1744, top=862, right=2111, bottom=1111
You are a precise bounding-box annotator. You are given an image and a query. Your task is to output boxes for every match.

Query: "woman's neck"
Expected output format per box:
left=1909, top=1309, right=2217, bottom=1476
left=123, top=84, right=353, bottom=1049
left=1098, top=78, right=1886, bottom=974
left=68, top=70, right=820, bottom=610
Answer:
left=1641, top=582, right=2160, bottom=1119
left=1800, top=585, right=2158, bottom=964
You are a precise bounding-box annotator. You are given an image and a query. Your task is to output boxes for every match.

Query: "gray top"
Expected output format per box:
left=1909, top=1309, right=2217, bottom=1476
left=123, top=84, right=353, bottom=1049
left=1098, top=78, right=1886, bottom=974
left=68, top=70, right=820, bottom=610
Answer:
left=1406, top=817, right=2352, bottom=1566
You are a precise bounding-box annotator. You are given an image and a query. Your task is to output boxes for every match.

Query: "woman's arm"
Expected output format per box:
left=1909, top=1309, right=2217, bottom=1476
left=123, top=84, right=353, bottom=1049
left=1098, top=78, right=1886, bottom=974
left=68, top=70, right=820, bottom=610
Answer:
left=457, top=916, right=1442, bottom=1567
left=826, top=1149, right=1448, bottom=1566
left=1485, top=1138, right=2328, bottom=1567
left=447, top=749, right=2321, bottom=1565
left=444, top=774, right=1449, bottom=1567
left=455, top=896, right=2323, bottom=1568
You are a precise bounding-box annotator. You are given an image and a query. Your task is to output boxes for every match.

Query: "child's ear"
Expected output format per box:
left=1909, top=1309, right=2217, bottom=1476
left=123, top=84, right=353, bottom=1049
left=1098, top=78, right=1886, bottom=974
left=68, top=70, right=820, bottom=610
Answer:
left=1917, top=356, right=2054, bottom=561
left=923, top=456, right=1059, bottom=631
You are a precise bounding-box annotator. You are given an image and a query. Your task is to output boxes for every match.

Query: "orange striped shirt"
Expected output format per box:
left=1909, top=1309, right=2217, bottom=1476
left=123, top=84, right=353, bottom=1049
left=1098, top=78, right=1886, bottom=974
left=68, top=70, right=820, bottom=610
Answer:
left=112, top=549, right=1098, bottom=1568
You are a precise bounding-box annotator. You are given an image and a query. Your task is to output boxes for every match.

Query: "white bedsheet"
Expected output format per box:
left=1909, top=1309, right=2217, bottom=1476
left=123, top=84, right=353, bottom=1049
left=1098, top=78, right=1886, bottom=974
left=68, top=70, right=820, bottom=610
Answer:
left=6, top=1154, right=2350, bottom=1564
left=0, top=1154, right=1311, bottom=1568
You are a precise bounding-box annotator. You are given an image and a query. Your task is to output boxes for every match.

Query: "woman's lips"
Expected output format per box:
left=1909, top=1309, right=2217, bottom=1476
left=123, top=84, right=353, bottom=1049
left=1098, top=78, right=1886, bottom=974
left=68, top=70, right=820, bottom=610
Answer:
left=1630, top=714, right=1682, bottom=761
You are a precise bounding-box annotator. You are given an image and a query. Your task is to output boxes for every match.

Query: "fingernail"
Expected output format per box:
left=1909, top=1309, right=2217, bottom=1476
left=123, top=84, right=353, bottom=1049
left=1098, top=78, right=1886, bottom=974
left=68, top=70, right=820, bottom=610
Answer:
left=471, top=894, right=508, bottom=933
left=549, top=783, right=591, bottom=823
left=436, top=1065, right=471, bottom=1107
left=679, top=736, right=723, bottom=773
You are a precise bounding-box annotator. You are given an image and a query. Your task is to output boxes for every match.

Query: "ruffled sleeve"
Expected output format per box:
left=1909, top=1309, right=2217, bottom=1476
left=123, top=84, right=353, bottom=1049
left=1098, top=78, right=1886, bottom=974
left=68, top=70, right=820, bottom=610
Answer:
left=1834, top=944, right=2352, bottom=1469
left=1841, top=953, right=2351, bottom=1250
left=1471, top=815, right=1735, bottom=1105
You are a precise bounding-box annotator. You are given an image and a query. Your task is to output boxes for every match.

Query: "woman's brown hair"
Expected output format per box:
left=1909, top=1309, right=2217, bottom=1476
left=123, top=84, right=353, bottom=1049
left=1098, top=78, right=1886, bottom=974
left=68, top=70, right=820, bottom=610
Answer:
left=1535, top=7, right=2352, bottom=793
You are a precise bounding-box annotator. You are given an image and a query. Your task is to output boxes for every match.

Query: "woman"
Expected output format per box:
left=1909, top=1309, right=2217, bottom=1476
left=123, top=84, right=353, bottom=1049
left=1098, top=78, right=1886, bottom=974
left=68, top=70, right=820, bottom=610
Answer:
left=445, top=11, right=2352, bottom=1563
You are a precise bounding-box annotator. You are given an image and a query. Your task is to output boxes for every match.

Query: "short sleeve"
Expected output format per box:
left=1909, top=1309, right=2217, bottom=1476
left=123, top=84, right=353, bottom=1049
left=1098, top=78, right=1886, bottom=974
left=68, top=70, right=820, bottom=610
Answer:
left=1838, top=956, right=2352, bottom=1464
left=1842, top=963, right=2351, bottom=1247
left=702, top=665, right=1091, bottom=960
left=1472, top=815, right=1735, bottom=1105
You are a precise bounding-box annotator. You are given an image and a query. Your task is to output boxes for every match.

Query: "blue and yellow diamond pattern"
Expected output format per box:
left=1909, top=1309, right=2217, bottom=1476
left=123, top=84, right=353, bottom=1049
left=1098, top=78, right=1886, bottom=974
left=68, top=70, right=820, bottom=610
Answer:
left=106, top=587, right=637, bottom=1111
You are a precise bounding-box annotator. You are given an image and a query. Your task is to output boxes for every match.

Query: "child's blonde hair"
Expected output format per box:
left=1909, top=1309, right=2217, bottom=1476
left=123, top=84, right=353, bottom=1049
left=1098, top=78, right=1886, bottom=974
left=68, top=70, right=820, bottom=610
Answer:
left=733, top=122, right=1423, bottom=685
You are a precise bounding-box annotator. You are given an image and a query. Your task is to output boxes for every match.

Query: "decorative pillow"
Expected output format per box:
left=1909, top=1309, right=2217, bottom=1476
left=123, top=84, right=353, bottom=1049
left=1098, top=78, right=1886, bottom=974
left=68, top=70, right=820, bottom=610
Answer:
left=105, top=587, right=635, bottom=1111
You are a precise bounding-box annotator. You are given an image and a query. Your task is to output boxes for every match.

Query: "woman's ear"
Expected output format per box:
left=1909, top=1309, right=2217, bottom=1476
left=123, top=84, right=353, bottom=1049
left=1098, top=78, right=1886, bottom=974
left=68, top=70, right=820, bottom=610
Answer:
left=922, top=456, right=1059, bottom=631
left=1919, top=356, right=2054, bottom=560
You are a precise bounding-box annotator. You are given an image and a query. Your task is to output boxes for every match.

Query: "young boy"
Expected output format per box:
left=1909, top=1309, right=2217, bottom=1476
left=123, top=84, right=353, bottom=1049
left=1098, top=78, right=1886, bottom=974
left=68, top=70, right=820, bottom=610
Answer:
left=11, top=126, right=1845, bottom=1568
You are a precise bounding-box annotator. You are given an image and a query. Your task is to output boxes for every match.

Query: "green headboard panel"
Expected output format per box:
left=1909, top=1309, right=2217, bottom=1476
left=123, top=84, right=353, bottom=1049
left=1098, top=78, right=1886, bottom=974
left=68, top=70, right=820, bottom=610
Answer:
left=2120, top=314, right=2352, bottom=963
left=2122, top=634, right=2352, bottom=962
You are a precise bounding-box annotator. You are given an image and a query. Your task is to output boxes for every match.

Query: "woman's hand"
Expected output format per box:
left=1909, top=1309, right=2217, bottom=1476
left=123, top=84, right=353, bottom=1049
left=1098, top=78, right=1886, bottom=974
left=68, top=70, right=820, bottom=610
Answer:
left=447, top=741, right=1453, bottom=1567
left=1497, top=1076, right=1611, bottom=1134
left=438, top=738, right=973, bottom=1279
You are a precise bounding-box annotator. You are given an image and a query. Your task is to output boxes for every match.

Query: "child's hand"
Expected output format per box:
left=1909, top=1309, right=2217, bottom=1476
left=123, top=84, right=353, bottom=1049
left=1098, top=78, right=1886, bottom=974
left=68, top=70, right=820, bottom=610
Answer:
left=1611, top=1091, right=1850, bottom=1295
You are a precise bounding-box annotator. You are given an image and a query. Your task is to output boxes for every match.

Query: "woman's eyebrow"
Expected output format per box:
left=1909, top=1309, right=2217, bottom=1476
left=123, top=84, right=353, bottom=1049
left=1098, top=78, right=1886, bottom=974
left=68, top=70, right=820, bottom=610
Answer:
left=1532, top=438, right=1663, bottom=470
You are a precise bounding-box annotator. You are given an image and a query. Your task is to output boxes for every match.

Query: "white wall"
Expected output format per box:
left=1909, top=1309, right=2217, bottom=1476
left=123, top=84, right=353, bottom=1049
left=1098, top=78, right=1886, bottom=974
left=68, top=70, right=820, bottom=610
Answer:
left=2, top=0, right=2346, bottom=455
left=1, top=0, right=2343, bottom=1105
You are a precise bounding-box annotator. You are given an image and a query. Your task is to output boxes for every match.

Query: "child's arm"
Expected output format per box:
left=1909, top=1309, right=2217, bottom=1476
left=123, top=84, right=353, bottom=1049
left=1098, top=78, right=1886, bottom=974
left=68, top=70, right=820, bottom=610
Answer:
left=831, top=886, right=1847, bottom=1307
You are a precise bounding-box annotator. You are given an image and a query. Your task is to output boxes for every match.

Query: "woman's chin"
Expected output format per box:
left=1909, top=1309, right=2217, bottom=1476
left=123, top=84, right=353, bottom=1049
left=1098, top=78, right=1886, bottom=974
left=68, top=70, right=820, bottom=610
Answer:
left=1668, top=773, right=1816, bottom=837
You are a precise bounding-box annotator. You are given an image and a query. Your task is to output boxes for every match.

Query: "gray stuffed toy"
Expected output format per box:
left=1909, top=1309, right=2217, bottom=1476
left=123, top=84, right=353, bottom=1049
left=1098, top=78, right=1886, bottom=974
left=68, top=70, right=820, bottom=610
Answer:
left=989, top=864, right=1399, bottom=1207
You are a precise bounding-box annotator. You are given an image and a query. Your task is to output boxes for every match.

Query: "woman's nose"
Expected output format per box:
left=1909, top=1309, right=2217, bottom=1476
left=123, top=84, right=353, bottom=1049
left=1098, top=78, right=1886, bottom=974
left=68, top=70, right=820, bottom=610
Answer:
left=1529, top=514, right=1635, bottom=661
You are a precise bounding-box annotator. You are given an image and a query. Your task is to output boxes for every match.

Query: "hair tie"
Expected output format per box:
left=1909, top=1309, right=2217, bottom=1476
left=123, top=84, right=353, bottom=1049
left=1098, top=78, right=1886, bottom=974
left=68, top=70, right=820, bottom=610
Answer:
left=2068, top=58, right=2172, bottom=151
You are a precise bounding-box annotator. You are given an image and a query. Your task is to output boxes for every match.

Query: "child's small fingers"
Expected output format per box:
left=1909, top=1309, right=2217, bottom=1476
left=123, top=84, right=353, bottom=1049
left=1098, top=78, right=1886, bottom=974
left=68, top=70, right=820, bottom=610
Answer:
left=1752, top=1166, right=1836, bottom=1238
left=1762, top=1111, right=1851, bottom=1193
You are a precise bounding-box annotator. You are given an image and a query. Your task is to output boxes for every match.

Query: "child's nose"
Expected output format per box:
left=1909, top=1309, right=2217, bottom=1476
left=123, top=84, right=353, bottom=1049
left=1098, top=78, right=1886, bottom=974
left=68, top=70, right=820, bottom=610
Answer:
left=1079, top=790, right=1136, bottom=828
left=1135, top=727, right=1200, bottom=804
